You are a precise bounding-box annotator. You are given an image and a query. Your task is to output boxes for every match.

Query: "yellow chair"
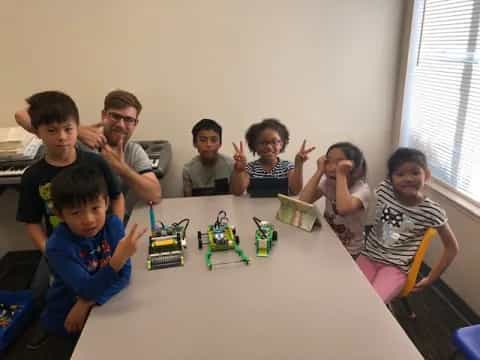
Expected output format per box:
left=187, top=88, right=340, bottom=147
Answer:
left=397, top=228, right=437, bottom=318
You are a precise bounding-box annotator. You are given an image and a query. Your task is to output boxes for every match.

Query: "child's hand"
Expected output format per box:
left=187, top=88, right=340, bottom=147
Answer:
left=294, top=140, right=316, bottom=166
left=412, top=277, right=432, bottom=292
left=317, top=155, right=327, bottom=173
left=117, top=223, right=146, bottom=258
left=111, top=224, right=147, bottom=271
left=336, top=160, right=353, bottom=176
left=232, top=141, right=247, bottom=173
left=64, top=298, right=93, bottom=333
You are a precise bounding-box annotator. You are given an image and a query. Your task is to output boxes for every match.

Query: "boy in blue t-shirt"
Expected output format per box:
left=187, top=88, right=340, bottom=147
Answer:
left=38, top=164, right=145, bottom=351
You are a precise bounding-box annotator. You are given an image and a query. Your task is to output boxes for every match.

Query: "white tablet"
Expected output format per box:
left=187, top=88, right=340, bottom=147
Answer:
left=276, top=194, right=319, bottom=232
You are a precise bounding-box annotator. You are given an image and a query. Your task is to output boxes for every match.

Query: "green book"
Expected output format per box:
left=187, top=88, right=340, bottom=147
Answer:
left=276, top=194, right=319, bottom=232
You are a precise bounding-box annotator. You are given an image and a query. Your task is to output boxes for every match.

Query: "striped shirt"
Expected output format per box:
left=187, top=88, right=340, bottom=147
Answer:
left=246, top=159, right=294, bottom=179
left=362, top=180, right=447, bottom=273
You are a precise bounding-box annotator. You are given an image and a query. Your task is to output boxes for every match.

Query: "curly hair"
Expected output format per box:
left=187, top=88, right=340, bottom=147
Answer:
left=245, top=118, right=289, bottom=155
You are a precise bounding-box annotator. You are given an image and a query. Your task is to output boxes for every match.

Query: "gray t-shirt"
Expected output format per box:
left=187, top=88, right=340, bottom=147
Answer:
left=120, top=141, right=152, bottom=194
left=182, top=153, right=234, bottom=196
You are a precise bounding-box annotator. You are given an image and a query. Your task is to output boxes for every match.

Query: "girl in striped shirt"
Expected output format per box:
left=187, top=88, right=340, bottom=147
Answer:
left=230, top=118, right=314, bottom=196
left=356, top=148, right=459, bottom=303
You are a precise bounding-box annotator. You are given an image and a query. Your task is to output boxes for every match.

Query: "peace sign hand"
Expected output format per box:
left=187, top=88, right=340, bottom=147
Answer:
left=295, top=140, right=316, bottom=166
left=232, top=141, right=247, bottom=173
left=101, top=137, right=126, bottom=172
left=110, top=223, right=147, bottom=271
left=118, top=223, right=146, bottom=257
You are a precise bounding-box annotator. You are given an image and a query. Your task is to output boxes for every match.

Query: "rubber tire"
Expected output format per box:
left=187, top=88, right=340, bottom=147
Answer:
left=198, top=231, right=203, bottom=249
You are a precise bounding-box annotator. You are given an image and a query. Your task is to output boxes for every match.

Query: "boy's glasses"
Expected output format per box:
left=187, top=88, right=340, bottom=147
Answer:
left=107, top=111, right=138, bottom=126
left=257, top=139, right=283, bottom=148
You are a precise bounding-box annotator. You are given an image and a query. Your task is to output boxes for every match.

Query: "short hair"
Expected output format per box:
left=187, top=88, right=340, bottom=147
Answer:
left=191, top=118, right=222, bottom=144
left=104, top=89, right=142, bottom=115
left=27, top=91, right=79, bottom=129
left=327, top=142, right=367, bottom=181
left=387, top=147, right=428, bottom=178
left=51, top=164, right=108, bottom=212
left=245, top=118, right=289, bottom=155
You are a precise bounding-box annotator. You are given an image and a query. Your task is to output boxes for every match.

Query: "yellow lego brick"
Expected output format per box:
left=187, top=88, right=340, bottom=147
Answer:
left=152, top=238, right=175, bottom=247
left=257, top=248, right=268, bottom=257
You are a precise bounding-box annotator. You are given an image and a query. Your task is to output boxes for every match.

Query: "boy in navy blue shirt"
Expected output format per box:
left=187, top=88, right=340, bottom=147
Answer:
left=38, top=164, right=145, bottom=350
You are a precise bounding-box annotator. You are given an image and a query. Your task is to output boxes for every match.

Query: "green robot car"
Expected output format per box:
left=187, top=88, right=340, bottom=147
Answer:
left=198, top=210, right=250, bottom=270
left=253, top=217, right=278, bottom=257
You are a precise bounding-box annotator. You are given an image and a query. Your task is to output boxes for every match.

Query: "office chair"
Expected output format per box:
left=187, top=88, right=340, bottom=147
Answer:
left=396, top=228, right=437, bottom=319
left=451, top=324, right=480, bottom=360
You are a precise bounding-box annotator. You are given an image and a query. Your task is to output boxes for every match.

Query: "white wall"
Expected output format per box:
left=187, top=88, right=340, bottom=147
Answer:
left=0, top=1, right=404, bottom=251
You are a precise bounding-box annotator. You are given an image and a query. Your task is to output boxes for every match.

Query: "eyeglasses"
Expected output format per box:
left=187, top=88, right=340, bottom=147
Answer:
left=257, top=139, right=283, bottom=148
left=107, top=111, right=138, bottom=126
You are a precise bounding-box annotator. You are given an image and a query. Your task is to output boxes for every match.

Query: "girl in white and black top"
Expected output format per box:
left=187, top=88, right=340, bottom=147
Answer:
left=299, top=142, right=371, bottom=258
left=230, top=118, right=315, bottom=196
left=356, top=148, right=459, bottom=303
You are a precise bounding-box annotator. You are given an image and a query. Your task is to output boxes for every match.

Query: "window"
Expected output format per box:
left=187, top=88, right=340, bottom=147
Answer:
left=401, top=0, right=480, bottom=205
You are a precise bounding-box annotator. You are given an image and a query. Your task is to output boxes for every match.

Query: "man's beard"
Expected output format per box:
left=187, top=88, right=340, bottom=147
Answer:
left=106, top=127, right=128, bottom=146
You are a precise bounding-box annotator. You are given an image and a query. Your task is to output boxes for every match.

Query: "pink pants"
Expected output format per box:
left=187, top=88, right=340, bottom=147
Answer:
left=356, top=255, right=407, bottom=303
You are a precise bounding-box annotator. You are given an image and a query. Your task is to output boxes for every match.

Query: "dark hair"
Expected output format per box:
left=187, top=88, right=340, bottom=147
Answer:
left=27, top=91, right=79, bottom=129
left=51, top=164, right=108, bottom=212
left=104, top=89, right=142, bottom=115
left=387, top=147, right=428, bottom=178
left=327, top=142, right=367, bottom=181
left=191, top=118, right=222, bottom=144
left=245, top=118, right=289, bottom=155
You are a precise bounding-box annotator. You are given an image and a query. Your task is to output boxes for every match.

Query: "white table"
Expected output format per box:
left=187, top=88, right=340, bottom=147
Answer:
left=73, top=195, right=422, bottom=359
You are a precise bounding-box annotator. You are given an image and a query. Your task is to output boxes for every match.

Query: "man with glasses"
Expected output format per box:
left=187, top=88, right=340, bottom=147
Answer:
left=15, top=90, right=161, bottom=208
left=95, top=90, right=161, bottom=206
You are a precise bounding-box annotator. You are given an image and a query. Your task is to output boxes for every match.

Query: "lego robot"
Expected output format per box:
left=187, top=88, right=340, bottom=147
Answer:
left=197, top=210, right=250, bottom=270
left=147, top=203, right=189, bottom=270
left=253, top=217, right=278, bottom=257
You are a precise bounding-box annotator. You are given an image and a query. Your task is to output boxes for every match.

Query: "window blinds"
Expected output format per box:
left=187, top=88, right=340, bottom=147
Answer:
left=401, top=0, right=480, bottom=204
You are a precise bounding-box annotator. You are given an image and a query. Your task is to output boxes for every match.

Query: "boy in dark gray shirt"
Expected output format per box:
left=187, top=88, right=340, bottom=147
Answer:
left=183, top=119, right=234, bottom=196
